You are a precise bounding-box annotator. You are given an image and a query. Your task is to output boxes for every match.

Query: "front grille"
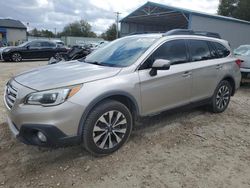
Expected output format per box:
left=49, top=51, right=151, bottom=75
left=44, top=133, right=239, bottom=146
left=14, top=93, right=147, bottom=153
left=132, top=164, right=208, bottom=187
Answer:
left=4, top=84, right=18, bottom=109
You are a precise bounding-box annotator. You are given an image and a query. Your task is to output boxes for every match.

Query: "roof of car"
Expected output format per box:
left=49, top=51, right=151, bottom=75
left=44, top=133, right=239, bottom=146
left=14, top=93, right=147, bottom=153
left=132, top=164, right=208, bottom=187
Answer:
left=126, top=33, right=230, bottom=49
left=128, top=33, right=226, bottom=42
left=29, top=40, right=56, bottom=43
left=238, top=45, right=250, bottom=48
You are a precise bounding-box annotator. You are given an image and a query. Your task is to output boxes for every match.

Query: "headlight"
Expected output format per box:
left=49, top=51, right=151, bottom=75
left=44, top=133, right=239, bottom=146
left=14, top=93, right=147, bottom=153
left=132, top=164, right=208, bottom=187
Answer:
left=25, top=85, right=82, bottom=106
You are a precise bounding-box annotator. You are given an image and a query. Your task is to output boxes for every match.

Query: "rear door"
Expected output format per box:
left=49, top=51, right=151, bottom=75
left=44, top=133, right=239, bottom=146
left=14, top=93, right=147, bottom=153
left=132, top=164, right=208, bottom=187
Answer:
left=41, top=41, right=57, bottom=58
left=187, top=39, right=227, bottom=102
left=138, top=39, right=193, bottom=115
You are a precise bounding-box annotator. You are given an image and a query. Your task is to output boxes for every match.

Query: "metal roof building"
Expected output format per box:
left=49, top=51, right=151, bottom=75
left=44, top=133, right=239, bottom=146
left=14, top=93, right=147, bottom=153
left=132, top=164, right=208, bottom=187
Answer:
left=120, top=1, right=250, bottom=49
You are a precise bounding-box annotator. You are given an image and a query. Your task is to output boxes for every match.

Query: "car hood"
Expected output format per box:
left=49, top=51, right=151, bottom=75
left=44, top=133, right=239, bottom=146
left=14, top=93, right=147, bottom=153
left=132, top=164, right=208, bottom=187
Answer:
left=0, top=46, right=14, bottom=52
left=0, top=46, right=16, bottom=51
left=14, top=60, right=122, bottom=90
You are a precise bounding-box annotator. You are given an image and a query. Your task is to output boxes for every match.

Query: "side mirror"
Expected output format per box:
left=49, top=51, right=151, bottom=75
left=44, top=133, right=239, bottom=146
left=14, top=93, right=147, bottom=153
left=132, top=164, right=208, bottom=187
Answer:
left=150, top=59, right=171, bottom=76
left=26, top=45, right=30, bottom=49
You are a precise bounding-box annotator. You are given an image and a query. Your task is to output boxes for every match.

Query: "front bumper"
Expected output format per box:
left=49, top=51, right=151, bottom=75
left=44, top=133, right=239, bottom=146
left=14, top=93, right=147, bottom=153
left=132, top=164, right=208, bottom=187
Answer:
left=7, top=117, right=80, bottom=147
left=4, top=79, right=85, bottom=147
left=1, top=52, right=11, bottom=61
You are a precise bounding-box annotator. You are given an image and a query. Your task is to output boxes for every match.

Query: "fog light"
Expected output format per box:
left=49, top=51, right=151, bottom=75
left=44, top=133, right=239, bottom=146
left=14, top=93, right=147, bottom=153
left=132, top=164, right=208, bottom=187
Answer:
left=37, top=131, right=47, bottom=142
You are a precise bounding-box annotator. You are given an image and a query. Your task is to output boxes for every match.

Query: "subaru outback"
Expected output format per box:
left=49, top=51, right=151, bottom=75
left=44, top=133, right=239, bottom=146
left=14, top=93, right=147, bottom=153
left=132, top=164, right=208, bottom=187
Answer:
left=4, top=30, right=241, bottom=155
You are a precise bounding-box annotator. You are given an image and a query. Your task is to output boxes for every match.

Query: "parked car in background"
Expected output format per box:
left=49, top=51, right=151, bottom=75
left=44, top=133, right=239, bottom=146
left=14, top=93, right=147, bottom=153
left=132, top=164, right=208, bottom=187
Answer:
left=48, top=45, right=92, bottom=65
left=91, top=41, right=109, bottom=51
left=0, top=40, right=68, bottom=62
left=4, top=30, right=241, bottom=155
left=52, top=39, right=65, bottom=47
left=234, top=45, right=250, bottom=82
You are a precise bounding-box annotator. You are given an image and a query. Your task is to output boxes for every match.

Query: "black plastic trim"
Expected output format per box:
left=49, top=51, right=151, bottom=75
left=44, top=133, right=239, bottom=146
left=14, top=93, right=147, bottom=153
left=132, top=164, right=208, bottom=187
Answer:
left=77, top=91, right=140, bottom=137
left=17, top=124, right=81, bottom=147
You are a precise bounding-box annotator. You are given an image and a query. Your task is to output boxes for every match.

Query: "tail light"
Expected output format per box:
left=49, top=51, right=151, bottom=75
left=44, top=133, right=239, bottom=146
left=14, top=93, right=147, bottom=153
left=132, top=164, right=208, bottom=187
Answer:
left=235, top=59, right=242, bottom=68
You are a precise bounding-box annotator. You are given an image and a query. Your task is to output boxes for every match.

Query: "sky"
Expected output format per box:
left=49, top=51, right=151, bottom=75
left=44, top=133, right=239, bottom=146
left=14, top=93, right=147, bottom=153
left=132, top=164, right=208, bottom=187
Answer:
left=0, top=0, right=220, bottom=34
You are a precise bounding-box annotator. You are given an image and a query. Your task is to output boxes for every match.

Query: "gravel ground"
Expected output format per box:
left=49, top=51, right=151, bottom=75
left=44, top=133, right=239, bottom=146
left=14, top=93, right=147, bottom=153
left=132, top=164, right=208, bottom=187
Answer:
left=0, top=61, right=250, bottom=188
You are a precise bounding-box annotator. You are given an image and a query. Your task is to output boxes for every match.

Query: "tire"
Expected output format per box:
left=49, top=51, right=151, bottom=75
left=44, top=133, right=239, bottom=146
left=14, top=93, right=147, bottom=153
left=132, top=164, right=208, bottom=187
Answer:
left=11, top=52, right=22, bottom=62
left=210, top=80, right=232, bottom=113
left=82, top=100, right=133, bottom=156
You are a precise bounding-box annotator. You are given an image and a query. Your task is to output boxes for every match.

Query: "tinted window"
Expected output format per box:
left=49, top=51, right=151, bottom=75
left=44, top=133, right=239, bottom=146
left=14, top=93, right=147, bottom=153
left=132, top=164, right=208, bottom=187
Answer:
left=208, top=42, right=218, bottom=59
left=42, top=42, right=56, bottom=48
left=29, top=41, right=42, bottom=48
left=142, top=40, right=187, bottom=69
left=213, top=42, right=230, bottom=58
left=188, top=40, right=211, bottom=62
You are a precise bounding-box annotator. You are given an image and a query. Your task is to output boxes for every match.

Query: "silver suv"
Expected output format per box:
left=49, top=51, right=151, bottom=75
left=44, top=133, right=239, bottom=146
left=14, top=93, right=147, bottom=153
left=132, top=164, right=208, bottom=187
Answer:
left=4, top=30, right=241, bottom=155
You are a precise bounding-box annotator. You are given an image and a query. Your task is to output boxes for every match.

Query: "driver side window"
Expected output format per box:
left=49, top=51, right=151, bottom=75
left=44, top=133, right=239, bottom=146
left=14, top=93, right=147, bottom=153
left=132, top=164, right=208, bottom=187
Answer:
left=29, top=41, right=42, bottom=48
left=140, top=39, right=188, bottom=70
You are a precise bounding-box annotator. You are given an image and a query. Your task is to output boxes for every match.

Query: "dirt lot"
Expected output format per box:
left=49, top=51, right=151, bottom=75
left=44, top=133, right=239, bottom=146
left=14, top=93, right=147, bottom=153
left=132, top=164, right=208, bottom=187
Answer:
left=0, top=61, right=250, bottom=188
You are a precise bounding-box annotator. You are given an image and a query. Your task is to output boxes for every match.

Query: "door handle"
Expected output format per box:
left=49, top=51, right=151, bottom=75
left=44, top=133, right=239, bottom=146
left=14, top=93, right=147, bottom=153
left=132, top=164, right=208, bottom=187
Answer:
left=216, top=65, right=223, bottom=70
left=182, top=71, right=192, bottom=77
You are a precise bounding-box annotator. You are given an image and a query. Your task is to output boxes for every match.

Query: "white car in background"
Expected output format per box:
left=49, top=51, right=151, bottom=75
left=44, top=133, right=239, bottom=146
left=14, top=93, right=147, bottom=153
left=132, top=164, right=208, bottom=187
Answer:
left=234, top=45, right=250, bottom=82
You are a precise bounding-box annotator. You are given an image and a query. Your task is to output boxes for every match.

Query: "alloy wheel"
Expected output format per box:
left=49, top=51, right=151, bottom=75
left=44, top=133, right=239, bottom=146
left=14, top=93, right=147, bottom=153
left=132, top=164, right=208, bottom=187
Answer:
left=12, top=53, right=22, bottom=62
left=216, top=85, right=230, bottom=110
left=93, top=110, right=127, bottom=150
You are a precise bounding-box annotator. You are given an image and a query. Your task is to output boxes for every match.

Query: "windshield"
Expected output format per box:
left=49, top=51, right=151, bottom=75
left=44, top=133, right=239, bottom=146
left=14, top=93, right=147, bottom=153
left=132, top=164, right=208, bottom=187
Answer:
left=234, top=46, right=250, bottom=56
left=84, top=36, right=159, bottom=67
left=18, top=41, right=30, bottom=47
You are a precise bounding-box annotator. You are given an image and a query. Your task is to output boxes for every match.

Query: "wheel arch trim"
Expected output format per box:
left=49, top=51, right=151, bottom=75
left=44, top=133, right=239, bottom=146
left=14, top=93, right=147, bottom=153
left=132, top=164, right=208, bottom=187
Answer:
left=221, top=75, right=236, bottom=96
left=77, top=91, right=140, bottom=137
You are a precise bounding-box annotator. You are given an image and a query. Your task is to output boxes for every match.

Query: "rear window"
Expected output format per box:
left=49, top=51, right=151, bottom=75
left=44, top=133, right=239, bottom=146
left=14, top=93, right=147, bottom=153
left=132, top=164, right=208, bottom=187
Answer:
left=213, top=42, right=230, bottom=58
left=188, top=40, right=212, bottom=62
left=42, top=42, right=56, bottom=47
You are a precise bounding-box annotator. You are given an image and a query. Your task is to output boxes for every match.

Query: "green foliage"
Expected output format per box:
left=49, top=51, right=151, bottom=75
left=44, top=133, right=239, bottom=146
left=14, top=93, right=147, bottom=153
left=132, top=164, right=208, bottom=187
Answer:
left=217, top=0, right=238, bottom=16
left=218, top=0, right=250, bottom=21
left=29, top=20, right=97, bottom=38
left=101, top=23, right=117, bottom=41
left=60, top=20, right=97, bottom=37
left=235, top=0, right=250, bottom=21
left=28, top=28, right=55, bottom=38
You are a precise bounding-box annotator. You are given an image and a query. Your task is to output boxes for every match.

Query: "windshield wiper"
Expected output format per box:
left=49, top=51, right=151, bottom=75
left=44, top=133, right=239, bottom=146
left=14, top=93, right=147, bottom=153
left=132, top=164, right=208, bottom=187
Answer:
left=84, top=61, right=102, bottom=65
left=84, top=61, right=119, bottom=67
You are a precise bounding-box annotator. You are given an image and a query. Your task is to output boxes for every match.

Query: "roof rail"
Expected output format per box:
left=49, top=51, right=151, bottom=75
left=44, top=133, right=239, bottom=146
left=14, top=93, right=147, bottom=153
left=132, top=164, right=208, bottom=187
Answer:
left=163, top=29, right=221, bottom=39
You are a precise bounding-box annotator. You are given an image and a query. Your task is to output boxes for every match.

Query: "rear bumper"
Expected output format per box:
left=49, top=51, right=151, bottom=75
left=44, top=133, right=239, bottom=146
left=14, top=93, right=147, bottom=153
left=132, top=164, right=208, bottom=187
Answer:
left=7, top=116, right=81, bottom=147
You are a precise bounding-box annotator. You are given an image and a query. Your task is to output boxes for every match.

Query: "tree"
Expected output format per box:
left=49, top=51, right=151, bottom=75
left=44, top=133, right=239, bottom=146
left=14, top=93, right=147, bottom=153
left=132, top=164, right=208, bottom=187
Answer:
left=101, top=23, right=117, bottom=41
left=217, top=0, right=238, bottom=17
left=60, top=20, right=97, bottom=37
left=28, top=28, right=55, bottom=38
left=29, top=28, right=40, bottom=36
left=218, top=0, right=250, bottom=21
left=235, top=0, right=250, bottom=21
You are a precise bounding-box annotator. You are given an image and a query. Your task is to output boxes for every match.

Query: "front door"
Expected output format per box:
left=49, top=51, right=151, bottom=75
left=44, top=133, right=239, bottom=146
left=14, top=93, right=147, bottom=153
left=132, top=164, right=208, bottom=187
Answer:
left=24, top=41, right=44, bottom=59
left=138, top=39, right=192, bottom=115
left=41, top=41, right=57, bottom=58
